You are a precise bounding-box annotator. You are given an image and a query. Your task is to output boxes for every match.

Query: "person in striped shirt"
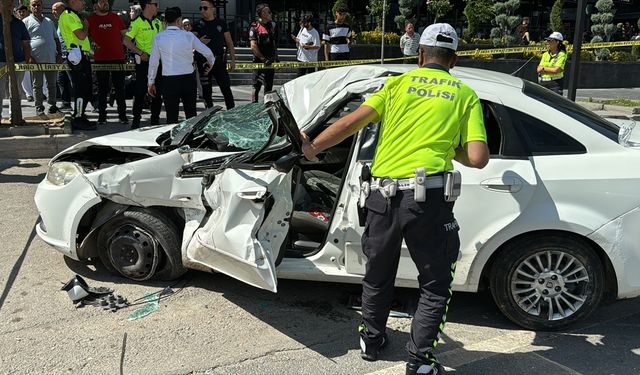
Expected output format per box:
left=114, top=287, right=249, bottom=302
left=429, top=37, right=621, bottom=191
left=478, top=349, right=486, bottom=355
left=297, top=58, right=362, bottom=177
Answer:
left=322, top=4, right=351, bottom=61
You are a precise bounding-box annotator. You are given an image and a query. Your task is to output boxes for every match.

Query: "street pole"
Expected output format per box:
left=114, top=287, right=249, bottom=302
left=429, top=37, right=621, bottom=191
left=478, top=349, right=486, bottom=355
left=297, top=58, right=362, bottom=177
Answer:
left=1, top=0, right=23, bottom=124
left=381, top=0, right=386, bottom=64
left=568, top=0, right=586, bottom=102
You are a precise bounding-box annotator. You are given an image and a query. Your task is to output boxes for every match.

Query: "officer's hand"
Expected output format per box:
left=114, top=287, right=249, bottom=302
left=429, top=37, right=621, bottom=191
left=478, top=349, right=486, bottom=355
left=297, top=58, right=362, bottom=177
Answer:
left=204, top=63, right=213, bottom=75
left=229, top=61, right=236, bottom=71
left=301, top=132, right=319, bottom=162
left=148, top=84, right=156, bottom=98
left=140, top=52, right=149, bottom=62
left=200, top=36, right=211, bottom=45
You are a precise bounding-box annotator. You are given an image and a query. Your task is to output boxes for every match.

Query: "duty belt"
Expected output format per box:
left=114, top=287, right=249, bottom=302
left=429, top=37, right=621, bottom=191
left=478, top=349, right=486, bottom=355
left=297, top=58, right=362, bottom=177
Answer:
left=371, top=175, right=444, bottom=191
left=538, top=76, right=562, bottom=82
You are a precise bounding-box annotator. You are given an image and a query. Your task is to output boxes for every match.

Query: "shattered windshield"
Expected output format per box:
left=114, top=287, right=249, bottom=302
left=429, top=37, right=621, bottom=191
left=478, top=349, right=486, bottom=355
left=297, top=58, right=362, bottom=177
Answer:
left=170, top=103, right=281, bottom=151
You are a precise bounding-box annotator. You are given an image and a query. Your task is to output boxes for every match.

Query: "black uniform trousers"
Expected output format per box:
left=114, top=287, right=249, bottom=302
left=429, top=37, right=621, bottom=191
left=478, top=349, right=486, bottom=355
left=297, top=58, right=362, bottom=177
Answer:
left=252, top=58, right=275, bottom=103
left=68, top=53, right=92, bottom=117
left=95, top=59, right=127, bottom=119
left=539, top=78, right=563, bottom=95
left=162, top=72, right=197, bottom=125
left=197, top=54, right=235, bottom=110
left=360, top=188, right=459, bottom=366
left=133, top=60, right=162, bottom=125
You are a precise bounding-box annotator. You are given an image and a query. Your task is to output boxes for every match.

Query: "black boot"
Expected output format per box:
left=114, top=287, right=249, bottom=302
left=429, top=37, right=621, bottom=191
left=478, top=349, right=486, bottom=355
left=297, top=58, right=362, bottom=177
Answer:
left=406, top=361, right=445, bottom=375
left=360, top=335, right=388, bottom=361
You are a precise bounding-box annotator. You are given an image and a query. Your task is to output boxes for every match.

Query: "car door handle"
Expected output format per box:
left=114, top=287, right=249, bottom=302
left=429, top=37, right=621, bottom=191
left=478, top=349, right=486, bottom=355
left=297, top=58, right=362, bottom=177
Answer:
left=480, top=178, right=522, bottom=193
left=236, top=187, right=267, bottom=200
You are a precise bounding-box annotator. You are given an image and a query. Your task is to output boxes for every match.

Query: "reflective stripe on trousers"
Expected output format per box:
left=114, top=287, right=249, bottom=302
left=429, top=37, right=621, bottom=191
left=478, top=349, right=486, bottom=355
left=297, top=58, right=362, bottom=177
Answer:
left=359, top=188, right=460, bottom=365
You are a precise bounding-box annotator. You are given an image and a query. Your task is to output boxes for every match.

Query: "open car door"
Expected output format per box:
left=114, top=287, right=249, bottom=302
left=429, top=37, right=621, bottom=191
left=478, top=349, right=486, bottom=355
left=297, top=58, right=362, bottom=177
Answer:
left=186, top=92, right=304, bottom=292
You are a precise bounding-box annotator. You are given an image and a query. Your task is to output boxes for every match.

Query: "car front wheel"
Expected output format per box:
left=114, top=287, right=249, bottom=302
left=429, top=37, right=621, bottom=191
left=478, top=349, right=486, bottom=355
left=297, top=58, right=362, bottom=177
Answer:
left=97, top=208, right=187, bottom=281
left=490, top=234, right=604, bottom=331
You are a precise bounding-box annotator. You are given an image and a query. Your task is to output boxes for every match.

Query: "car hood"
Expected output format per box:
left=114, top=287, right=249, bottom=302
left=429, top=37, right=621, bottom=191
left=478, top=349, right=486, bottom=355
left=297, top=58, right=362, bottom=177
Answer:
left=51, top=125, right=175, bottom=161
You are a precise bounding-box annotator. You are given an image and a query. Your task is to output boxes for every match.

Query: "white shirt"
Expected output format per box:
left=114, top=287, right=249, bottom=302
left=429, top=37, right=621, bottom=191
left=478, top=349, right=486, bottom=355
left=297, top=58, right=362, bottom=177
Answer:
left=296, top=27, right=320, bottom=62
left=148, top=26, right=214, bottom=84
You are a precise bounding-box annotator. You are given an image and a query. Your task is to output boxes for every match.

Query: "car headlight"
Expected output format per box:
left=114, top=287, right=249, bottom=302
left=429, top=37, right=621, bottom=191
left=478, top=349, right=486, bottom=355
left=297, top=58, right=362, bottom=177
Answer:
left=47, top=162, right=82, bottom=186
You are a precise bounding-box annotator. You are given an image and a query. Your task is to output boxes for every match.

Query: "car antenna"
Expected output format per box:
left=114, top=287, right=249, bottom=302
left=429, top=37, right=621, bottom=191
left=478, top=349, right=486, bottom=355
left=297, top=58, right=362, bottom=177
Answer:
left=510, top=55, right=536, bottom=76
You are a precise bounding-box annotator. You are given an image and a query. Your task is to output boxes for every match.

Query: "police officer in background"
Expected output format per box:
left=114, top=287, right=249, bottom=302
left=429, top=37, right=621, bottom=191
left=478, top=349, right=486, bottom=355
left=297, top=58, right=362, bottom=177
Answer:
left=249, top=3, right=277, bottom=103
left=58, top=0, right=95, bottom=130
left=147, top=7, right=214, bottom=124
left=302, top=24, right=489, bottom=375
left=123, top=0, right=163, bottom=128
left=193, top=0, right=236, bottom=110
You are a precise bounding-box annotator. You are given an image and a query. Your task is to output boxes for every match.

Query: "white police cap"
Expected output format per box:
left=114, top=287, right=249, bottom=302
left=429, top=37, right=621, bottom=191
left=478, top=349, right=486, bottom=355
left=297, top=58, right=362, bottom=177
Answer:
left=419, top=23, right=458, bottom=51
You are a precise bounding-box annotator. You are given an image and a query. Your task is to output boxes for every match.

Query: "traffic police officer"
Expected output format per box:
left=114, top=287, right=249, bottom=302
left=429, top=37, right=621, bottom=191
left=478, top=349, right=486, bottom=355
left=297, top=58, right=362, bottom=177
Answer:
left=123, top=0, right=163, bottom=128
left=302, top=23, right=490, bottom=375
left=537, top=31, right=567, bottom=95
left=58, top=0, right=95, bottom=129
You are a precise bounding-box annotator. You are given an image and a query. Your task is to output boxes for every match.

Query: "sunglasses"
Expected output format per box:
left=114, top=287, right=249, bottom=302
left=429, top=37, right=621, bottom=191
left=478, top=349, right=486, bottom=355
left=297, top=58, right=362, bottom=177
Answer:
left=199, top=6, right=209, bottom=10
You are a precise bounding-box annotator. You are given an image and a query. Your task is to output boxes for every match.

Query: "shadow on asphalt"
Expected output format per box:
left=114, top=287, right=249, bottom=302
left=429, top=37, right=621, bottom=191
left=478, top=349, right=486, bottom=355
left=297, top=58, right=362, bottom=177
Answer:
left=0, top=159, right=45, bottom=184
left=62, top=258, right=640, bottom=373
left=0, top=220, right=38, bottom=313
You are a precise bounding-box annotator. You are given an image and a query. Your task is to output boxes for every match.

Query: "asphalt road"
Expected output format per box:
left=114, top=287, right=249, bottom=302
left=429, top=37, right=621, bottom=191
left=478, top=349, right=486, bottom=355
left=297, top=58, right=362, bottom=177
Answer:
left=1, top=159, right=640, bottom=375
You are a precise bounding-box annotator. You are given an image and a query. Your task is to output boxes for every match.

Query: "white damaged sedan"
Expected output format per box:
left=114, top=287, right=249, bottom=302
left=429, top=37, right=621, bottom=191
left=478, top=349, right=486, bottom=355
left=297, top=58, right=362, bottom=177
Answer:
left=35, top=65, right=640, bottom=330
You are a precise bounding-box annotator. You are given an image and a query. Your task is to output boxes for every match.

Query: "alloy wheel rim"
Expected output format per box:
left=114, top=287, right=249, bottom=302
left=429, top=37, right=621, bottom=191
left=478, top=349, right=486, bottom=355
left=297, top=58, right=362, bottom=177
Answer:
left=511, top=250, right=590, bottom=321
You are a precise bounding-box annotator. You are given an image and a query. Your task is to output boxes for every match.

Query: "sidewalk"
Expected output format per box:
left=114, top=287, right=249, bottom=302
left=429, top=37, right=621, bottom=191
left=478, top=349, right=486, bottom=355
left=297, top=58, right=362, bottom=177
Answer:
left=0, top=86, right=638, bottom=159
left=0, top=85, right=256, bottom=159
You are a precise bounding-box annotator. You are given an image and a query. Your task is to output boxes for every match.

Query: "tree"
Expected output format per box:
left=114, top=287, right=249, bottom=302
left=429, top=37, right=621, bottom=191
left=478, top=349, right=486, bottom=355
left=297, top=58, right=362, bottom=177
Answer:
left=550, top=0, right=564, bottom=33
left=463, top=0, right=494, bottom=39
left=427, top=0, right=452, bottom=24
left=395, top=0, right=419, bottom=31
left=590, top=0, right=616, bottom=60
left=1, top=0, right=23, bottom=124
left=489, top=0, right=521, bottom=47
left=367, top=0, right=390, bottom=30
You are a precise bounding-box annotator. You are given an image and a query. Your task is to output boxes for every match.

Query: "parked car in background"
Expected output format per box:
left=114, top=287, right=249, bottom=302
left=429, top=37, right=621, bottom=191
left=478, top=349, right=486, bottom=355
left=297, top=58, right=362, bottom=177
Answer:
left=35, top=65, right=640, bottom=330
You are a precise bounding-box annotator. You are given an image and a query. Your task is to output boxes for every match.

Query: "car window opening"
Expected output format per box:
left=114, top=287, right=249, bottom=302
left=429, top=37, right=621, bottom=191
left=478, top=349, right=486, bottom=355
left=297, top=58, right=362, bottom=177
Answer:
left=522, top=81, right=619, bottom=143
left=283, top=99, right=362, bottom=259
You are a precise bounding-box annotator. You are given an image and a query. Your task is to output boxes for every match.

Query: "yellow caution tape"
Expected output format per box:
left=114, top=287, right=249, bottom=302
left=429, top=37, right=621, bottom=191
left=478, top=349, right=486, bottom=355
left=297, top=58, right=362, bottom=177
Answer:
left=457, top=40, right=640, bottom=56
left=0, top=40, right=638, bottom=78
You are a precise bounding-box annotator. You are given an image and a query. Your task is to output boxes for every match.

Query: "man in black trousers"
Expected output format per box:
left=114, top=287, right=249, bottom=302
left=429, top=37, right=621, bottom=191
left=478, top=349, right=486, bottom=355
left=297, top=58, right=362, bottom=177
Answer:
left=193, top=0, right=236, bottom=109
left=122, top=0, right=163, bottom=128
left=147, top=7, right=213, bottom=124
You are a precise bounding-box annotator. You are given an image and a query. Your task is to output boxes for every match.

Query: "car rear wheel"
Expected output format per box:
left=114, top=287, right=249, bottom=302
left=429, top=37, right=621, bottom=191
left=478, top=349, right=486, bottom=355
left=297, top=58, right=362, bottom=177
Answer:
left=97, top=208, right=187, bottom=281
left=489, top=234, right=604, bottom=330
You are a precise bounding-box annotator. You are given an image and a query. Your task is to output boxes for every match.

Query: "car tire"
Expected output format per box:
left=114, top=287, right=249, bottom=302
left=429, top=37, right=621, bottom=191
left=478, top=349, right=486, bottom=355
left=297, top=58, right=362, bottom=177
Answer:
left=97, top=208, right=187, bottom=281
left=489, top=234, right=604, bottom=331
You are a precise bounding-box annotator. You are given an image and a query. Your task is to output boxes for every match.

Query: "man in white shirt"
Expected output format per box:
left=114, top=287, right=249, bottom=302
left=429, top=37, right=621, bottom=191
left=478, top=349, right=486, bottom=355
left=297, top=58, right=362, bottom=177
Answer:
left=148, top=7, right=214, bottom=124
left=293, top=15, right=319, bottom=77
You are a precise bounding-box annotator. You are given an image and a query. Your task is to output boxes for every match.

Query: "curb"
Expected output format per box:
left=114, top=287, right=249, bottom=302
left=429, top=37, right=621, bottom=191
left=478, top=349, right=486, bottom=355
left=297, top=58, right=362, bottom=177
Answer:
left=0, top=121, right=130, bottom=159
left=576, top=100, right=640, bottom=115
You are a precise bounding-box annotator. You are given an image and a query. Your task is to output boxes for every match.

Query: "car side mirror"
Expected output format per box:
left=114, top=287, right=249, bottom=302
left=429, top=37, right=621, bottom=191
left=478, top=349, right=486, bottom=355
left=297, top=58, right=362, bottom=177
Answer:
left=273, top=151, right=301, bottom=173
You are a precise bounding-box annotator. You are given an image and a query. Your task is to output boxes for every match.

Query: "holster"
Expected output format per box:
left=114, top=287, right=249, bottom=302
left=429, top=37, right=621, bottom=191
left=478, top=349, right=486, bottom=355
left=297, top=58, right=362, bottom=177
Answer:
left=358, top=163, right=371, bottom=226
